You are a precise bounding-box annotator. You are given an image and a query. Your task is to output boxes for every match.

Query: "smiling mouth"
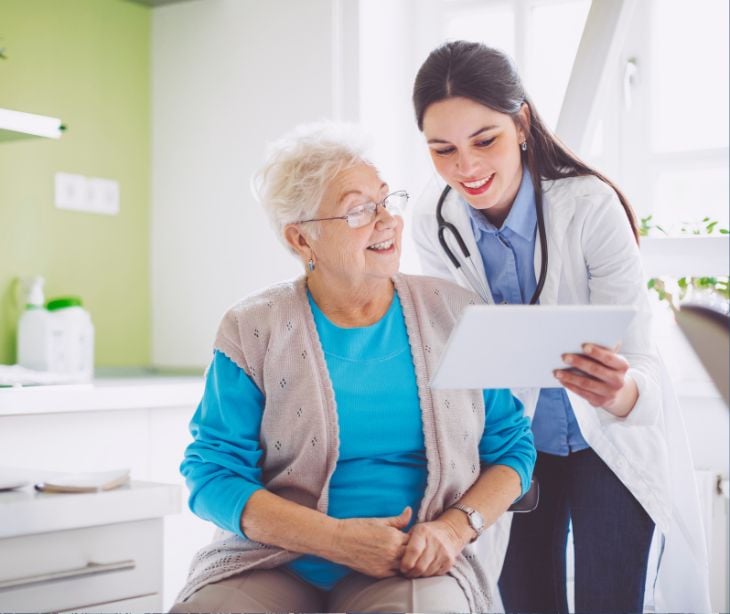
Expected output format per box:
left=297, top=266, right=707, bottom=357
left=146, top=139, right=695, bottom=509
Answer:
left=460, top=173, right=495, bottom=194
left=367, top=239, right=395, bottom=251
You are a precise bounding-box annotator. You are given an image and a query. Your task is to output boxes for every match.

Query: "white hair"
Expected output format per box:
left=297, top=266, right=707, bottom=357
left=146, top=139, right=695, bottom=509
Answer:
left=252, top=121, right=373, bottom=251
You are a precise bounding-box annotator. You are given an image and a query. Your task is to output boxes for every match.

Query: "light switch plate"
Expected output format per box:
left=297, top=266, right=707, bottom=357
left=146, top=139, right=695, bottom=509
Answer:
left=54, top=172, right=86, bottom=210
left=86, top=178, right=120, bottom=215
left=54, top=172, right=119, bottom=216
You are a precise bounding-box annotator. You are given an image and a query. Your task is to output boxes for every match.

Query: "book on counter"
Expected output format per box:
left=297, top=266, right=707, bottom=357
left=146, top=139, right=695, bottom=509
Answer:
left=34, top=469, right=130, bottom=493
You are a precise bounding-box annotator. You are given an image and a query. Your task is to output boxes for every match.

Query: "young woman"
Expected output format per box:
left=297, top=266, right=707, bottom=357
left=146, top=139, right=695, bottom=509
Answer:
left=410, top=40, right=710, bottom=614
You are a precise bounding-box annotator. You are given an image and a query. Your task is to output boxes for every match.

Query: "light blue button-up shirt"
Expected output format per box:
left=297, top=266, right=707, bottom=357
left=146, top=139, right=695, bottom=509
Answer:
left=466, top=169, right=589, bottom=456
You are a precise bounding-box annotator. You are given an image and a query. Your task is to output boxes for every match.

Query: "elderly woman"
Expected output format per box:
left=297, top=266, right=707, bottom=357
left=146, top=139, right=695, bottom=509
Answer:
left=171, top=123, right=536, bottom=613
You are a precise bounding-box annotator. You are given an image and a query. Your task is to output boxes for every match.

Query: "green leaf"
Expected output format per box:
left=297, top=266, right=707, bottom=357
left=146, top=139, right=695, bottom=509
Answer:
left=697, top=276, right=717, bottom=285
left=647, top=278, right=656, bottom=289
left=677, top=277, right=688, bottom=289
left=720, top=229, right=729, bottom=235
left=639, top=215, right=653, bottom=237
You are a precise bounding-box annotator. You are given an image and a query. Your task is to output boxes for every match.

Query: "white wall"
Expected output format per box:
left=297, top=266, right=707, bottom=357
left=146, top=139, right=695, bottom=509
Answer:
left=358, top=0, right=443, bottom=276
left=151, top=0, right=339, bottom=367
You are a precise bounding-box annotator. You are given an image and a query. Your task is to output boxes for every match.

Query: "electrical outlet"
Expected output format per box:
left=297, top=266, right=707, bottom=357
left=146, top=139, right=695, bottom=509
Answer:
left=54, top=172, right=119, bottom=216
left=54, top=172, right=86, bottom=210
left=86, top=178, right=119, bottom=215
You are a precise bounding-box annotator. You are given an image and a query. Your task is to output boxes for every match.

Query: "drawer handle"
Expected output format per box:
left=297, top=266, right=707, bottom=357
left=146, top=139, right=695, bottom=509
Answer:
left=0, top=559, right=136, bottom=590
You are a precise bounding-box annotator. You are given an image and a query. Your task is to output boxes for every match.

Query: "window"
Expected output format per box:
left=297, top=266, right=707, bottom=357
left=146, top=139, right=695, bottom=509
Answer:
left=524, top=0, right=591, bottom=130
left=445, top=3, right=516, bottom=59
left=354, top=0, right=728, bottom=275
left=619, top=0, right=729, bottom=231
left=437, top=0, right=730, bottom=231
left=443, top=0, right=591, bottom=131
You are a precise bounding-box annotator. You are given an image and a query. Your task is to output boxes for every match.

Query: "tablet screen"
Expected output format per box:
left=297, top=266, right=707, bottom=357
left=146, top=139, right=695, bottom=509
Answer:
left=430, top=305, right=638, bottom=389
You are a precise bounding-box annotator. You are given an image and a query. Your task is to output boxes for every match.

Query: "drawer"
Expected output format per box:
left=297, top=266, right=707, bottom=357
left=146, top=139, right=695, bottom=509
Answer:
left=0, top=519, right=162, bottom=613
left=60, top=592, right=162, bottom=613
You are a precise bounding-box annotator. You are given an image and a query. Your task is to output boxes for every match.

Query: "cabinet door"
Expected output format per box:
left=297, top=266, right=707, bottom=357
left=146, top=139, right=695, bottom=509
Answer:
left=0, top=519, right=161, bottom=612
left=59, top=592, right=161, bottom=613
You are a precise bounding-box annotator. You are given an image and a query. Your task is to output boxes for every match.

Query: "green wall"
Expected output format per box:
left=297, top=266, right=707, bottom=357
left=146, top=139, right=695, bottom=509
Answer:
left=0, top=0, right=151, bottom=367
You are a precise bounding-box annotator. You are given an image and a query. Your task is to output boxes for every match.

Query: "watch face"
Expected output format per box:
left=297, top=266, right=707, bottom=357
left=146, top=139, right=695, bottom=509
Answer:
left=470, top=511, right=484, bottom=531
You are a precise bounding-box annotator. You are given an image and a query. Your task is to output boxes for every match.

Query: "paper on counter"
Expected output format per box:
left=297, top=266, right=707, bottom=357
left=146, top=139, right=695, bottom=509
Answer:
left=0, top=364, right=83, bottom=387
left=34, top=469, right=130, bottom=493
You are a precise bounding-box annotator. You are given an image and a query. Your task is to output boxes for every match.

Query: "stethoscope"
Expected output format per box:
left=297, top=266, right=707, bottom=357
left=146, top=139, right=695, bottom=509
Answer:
left=436, top=184, right=549, bottom=305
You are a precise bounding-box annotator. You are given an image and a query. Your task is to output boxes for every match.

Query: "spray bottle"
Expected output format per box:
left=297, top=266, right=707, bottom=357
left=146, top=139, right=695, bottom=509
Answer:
left=17, top=276, right=53, bottom=371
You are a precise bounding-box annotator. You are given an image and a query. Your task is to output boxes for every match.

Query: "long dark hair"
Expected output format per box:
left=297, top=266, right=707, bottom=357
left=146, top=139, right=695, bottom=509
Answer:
left=413, top=40, right=639, bottom=243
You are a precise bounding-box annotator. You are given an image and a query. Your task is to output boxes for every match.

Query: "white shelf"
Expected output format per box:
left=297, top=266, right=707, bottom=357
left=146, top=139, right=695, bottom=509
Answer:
left=0, top=107, right=64, bottom=140
left=0, top=376, right=203, bottom=416
left=640, top=235, right=729, bottom=278
left=0, top=476, right=180, bottom=539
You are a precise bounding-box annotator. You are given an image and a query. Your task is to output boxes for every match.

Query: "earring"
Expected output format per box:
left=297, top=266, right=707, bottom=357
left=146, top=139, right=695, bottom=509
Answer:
left=307, top=258, right=315, bottom=272
left=520, top=141, right=528, bottom=152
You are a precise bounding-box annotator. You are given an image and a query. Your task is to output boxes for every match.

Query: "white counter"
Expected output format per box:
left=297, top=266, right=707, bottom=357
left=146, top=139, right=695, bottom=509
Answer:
left=0, top=475, right=180, bottom=612
left=0, top=376, right=208, bottom=610
left=0, top=375, right=203, bottom=416
left=0, top=476, right=180, bottom=539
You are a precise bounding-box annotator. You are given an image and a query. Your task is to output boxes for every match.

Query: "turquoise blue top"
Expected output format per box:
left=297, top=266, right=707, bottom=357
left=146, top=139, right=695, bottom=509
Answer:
left=181, top=290, right=535, bottom=590
left=466, top=170, right=589, bottom=456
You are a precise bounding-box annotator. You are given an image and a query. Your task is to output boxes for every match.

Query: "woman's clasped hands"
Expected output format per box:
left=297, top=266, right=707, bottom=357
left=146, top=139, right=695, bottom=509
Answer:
left=331, top=506, right=470, bottom=580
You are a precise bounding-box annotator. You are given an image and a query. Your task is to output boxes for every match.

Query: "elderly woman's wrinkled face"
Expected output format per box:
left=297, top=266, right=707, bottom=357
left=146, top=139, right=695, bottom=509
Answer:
left=310, top=163, right=403, bottom=286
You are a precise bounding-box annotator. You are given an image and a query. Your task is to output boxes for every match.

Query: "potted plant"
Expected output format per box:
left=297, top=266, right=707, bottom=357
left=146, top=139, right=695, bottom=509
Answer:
left=640, top=215, right=729, bottom=314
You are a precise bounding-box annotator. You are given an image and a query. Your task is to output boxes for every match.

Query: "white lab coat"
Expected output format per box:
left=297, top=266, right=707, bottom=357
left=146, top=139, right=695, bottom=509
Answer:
left=412, top=174, right=712, bottom=613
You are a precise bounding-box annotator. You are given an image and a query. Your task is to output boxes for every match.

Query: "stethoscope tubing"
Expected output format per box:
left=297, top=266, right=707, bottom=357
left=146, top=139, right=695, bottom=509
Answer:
left=435, top=184, right=548, bottom=305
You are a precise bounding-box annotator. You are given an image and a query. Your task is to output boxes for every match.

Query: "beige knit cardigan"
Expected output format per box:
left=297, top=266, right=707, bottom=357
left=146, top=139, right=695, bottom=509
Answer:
left=177, top=273, right=495, bottom=611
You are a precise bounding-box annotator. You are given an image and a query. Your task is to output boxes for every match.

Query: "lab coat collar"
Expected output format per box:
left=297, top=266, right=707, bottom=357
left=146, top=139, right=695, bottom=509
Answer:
left=465, top=169, right=537, bottom=242
left=443, top=176, right=577, bottom=305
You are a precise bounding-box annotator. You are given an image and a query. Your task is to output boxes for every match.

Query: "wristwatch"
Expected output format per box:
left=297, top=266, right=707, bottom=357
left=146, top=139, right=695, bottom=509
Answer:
left=450, top=503, right=485, bottom=542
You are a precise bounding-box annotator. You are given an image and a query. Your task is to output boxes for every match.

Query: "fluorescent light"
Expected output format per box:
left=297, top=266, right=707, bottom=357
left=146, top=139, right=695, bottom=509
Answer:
left=0, top=107, right=63, bottom=139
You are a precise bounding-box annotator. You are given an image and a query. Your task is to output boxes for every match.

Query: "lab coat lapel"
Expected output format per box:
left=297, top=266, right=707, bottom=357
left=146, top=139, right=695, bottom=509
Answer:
left=448, top=190, right=495, bottom=304
left=533, top=180, right=576, bottom=305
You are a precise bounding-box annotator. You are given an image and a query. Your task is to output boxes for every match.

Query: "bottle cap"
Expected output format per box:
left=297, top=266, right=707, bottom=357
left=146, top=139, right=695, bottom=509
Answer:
left=46, top=296, right=83, bottom=311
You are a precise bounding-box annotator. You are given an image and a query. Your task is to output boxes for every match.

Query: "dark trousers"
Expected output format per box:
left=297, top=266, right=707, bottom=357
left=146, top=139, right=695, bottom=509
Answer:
left=498, top=449, right=655, bottom=614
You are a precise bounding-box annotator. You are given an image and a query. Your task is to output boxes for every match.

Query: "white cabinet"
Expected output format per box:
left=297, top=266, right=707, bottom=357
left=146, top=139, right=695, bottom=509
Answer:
left=62, top=593, right=162, bottom=614
left=0, top=480, right=179, bottom=612
left=0, top=377, right=209, bottom=611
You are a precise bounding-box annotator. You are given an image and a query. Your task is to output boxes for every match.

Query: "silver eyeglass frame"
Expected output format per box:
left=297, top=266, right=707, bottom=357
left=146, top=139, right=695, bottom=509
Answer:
left=296, top=190, right=409, bottom=229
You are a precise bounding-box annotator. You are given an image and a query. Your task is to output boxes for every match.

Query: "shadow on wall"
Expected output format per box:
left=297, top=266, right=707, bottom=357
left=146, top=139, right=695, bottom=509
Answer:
left=1, top=278, right=21, bottom=362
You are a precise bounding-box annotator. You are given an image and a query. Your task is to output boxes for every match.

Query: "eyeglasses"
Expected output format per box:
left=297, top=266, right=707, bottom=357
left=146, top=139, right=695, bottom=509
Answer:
left=297, top=190, right=409, bottom=229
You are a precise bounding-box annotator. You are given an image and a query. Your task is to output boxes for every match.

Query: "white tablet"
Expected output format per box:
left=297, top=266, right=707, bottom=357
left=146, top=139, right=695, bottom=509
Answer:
left=430, top=305, right=638, bottom=390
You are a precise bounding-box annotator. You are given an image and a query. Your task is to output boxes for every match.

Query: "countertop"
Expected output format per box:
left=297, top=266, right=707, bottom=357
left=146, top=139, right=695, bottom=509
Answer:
left=0, top=370, right=204, bottom=416
left=0, top=470, right=181, bottom=539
